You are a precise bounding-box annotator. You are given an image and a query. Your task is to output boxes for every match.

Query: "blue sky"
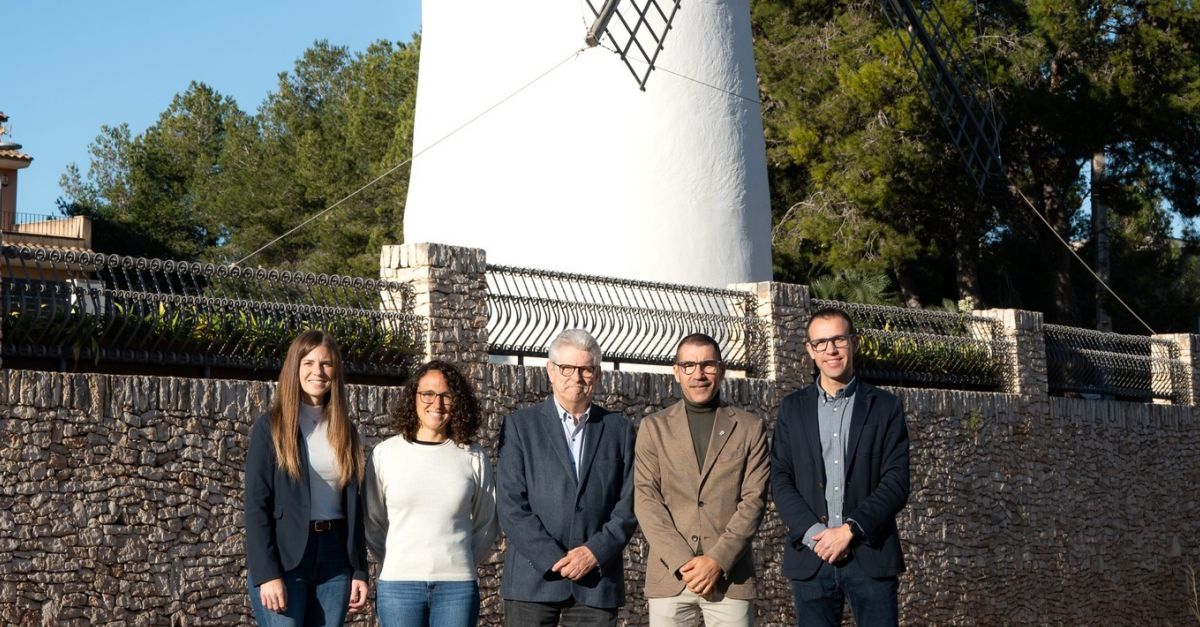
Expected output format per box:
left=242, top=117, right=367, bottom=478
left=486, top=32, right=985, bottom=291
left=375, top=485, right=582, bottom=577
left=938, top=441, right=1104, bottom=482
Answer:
left=4, top=1, right=421, bottom=218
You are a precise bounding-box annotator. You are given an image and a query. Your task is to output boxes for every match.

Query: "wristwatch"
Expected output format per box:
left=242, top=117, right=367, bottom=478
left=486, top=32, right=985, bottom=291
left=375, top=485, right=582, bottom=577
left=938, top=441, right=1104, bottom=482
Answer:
left=846, top=519, right=866, bottom=543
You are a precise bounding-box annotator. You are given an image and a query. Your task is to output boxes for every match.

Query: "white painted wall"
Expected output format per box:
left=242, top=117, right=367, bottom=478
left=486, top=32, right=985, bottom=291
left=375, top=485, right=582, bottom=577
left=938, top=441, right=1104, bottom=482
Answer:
left=403, top=0, right=772, bottom=288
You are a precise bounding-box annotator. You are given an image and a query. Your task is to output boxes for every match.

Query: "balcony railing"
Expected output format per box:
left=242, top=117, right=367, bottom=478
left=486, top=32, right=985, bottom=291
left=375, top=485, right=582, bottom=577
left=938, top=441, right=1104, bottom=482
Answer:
left=486, top=265, right=767, bottom=373
left=1, top=245, right=423, bottom=376
left=1044, top=324, right=1186, bottom=403
left=811, top=299, right=1015, bottom=392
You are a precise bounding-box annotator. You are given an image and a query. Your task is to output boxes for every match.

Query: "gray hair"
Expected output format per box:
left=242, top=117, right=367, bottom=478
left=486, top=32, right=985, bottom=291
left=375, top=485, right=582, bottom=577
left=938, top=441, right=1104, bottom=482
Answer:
left=548, top=329, right=602, bottom=368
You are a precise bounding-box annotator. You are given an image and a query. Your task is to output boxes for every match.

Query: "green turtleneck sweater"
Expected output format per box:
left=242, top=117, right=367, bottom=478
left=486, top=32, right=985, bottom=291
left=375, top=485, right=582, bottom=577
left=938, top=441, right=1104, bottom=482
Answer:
left=684, top=395, right=720, bottom=471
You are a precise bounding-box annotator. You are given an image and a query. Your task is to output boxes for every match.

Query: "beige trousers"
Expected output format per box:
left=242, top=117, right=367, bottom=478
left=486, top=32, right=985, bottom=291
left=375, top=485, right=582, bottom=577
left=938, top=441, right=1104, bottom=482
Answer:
left=647, top=588, right=753, bottom=627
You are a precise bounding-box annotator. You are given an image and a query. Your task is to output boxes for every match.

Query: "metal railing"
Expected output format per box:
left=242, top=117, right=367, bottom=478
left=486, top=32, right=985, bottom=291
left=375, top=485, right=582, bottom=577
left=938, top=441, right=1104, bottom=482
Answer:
left=487, top=265, right=767, bottom=372
left=1, top=245, right=424, bottom=375
left=812, top=299, right=1014, bottom=391
left=1044, top=324, right=1186, bottom=403
left=2, top=213, right=89, bottom=240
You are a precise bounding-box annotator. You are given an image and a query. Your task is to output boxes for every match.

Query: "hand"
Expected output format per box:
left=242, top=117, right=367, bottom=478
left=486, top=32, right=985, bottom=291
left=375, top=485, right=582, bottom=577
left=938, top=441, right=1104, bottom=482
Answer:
left=259, top=578, right=287, bottom=614
left=347, top=579, right=368, bottom=614
left=678, top=555, right=723, bottom=598
left=812, top=525, right=853, bottom=564
left=551, top=546, right=599, bottom=581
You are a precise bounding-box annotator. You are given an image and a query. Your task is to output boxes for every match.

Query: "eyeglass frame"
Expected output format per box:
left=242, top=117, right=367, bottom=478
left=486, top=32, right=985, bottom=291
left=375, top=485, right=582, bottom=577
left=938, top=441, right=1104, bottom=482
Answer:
left=416, top=390, right=455, bottom=405
left=674, top=360, right=723, bottom=375
left=806, top=334, right=857, bottom=353
left=550, top=361, right=599, bottom=379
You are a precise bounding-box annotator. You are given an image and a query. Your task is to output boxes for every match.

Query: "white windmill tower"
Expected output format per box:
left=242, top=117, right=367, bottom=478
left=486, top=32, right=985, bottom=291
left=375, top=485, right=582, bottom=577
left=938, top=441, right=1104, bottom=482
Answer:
left=402, top=0, right=772, bottom=288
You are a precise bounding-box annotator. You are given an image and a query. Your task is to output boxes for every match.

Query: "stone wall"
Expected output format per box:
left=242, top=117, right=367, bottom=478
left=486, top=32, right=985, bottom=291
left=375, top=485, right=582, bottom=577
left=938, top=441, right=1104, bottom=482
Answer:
left=2, top=366, right=1198, bottom=625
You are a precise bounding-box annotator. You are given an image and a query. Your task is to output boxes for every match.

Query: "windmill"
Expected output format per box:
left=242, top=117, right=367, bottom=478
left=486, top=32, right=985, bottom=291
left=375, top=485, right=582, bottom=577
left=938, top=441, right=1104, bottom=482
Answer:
left=402, top=0, right=772, bottom=288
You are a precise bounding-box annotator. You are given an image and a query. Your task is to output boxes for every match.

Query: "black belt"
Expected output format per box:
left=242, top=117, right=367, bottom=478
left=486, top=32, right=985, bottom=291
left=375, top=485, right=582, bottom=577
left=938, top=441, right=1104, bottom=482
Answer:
left=310, top=519, right=344, bottom=533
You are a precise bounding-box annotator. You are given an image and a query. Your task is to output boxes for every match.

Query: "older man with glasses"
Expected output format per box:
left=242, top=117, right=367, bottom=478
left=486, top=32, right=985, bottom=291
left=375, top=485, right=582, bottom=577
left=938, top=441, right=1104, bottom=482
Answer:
left=771, top=307, right=911, bottom=626
left=633, top=333, right=770, bottom=626
left=496, top=329, right=638, bottom=626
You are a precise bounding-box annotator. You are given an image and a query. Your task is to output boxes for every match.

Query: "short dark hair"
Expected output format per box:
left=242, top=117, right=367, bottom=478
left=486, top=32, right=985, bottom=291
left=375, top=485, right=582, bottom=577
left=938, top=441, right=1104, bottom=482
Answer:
left=674, top=333, right=723, bottom=362
left=394, top=360, right=481, bottom=446
left=806, top=307, right=857, bottom=336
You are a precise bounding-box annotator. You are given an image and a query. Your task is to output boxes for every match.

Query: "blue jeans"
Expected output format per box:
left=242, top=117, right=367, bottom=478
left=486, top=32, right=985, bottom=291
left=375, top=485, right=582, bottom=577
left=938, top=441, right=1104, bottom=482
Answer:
left=790, top=558, right=899, bottom=627
left=376, top=580, right=480, bottom=627
left=248, top=527, right=353, bottom=626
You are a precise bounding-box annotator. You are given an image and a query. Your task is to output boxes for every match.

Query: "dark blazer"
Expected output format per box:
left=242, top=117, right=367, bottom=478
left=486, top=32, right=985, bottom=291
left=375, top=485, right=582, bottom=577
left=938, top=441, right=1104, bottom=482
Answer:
left=496, top=397, right=638, bottom=609
left=244, top=413, right=368, bottom=586
left=770, top=381, right=910, bottom=580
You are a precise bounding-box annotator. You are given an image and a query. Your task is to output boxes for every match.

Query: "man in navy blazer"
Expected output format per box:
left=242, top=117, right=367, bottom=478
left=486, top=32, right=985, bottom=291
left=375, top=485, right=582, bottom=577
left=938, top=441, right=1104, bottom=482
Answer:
left=497, top=329, right=638, bottom=626
left=771, top=307, right=910, bottom=626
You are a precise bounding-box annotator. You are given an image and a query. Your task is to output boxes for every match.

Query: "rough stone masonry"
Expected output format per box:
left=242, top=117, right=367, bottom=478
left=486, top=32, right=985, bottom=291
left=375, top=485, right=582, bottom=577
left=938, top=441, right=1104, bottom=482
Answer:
left=1, top=365, right=1197, bottom=626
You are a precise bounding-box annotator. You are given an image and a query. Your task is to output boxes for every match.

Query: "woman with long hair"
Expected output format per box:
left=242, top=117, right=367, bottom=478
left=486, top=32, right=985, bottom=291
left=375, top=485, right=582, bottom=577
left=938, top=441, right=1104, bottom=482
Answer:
left=244, top=330, right=369, bottom=625
left=365, top=360, right=498, bottom=626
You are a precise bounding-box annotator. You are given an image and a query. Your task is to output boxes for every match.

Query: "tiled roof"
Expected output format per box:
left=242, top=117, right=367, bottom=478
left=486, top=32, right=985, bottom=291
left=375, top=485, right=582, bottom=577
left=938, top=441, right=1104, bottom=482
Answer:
left=0, top=148, right=32, bottom=161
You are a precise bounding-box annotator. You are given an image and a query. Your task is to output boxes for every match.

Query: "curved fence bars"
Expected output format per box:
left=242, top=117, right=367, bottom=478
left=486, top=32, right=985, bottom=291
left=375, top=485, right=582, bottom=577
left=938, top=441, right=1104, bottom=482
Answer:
left=1044, top=324, right=1186, bottom=403
left=811, top=299, right=1015, bottom=392
left=1, top=245, right=424, bottom=376
left=486, top=265, right=768, bottom=373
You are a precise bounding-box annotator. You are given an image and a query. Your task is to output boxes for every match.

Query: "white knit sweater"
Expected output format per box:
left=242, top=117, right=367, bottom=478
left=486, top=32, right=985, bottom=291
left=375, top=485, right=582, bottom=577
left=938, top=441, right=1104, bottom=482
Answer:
left=364, top=436, right=498, bottom=581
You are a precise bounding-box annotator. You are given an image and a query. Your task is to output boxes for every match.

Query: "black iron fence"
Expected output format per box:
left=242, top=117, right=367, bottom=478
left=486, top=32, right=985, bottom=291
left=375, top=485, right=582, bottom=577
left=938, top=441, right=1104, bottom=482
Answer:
left=486, top=265, right=767, bottom=372
left=812, top=299, right=1014, bottom=392
left=1044, top=324, right=1186, bottom=403
left=1, top=246, right=423, bottom=376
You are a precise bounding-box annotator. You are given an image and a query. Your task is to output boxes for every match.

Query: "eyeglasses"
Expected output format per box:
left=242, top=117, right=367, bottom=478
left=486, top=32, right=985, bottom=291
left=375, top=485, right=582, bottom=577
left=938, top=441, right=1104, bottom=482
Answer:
left=675, top=360, right=722, bottom=375
left=551, top=362, right=598, bottom=379
left=807, top=334, right=855, bottom=353
left=417, top=391, right=454, bottom=406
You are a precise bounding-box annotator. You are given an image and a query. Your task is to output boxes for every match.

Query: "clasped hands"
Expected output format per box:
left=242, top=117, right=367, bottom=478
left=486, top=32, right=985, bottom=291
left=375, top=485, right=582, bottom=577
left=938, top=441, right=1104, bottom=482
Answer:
left=812, top=524, right=854, bottom=564
left=552, top=545, right=598, bottom=581
left=678, top=555, right=723, bottom=599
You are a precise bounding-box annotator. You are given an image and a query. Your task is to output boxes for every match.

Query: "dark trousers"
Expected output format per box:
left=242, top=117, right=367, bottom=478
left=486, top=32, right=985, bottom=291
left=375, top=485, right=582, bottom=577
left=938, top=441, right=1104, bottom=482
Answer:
left=504, top=598, right=618, bottom=627
left=790, top=558, right=899, bottom=627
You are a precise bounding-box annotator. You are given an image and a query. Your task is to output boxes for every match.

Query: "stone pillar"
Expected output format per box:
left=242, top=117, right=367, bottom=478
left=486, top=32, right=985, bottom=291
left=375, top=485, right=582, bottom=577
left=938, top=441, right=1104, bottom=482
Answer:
left=379, top=243, right=489, bottom=375
left=728, top=281, right=810, bottom=390
left=1150, top=333, right=1199, bottom=406
left=976, top=309, right=1048, bottom=397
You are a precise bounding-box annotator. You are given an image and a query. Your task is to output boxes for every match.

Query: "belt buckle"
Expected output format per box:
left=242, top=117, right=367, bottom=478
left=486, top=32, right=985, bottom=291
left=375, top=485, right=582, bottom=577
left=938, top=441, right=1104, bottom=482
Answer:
left=314, top=520, right=332, bottom=532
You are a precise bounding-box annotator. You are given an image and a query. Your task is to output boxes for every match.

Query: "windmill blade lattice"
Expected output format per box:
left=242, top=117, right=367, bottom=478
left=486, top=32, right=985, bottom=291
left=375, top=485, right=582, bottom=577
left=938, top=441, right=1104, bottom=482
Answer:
left=586, top=0, right=682, bottom=90
left=879, top=0, right=1005, bottom=196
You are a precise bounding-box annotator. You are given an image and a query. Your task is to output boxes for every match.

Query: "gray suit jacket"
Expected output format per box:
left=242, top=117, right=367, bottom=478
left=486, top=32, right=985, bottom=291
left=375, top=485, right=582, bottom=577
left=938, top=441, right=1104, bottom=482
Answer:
left=496, top=397, right=638, bottom=608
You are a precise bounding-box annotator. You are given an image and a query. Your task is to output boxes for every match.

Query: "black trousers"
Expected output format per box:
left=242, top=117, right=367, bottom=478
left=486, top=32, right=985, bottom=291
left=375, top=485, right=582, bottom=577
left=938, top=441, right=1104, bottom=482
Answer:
left=504, top=598, right=618, bottom=627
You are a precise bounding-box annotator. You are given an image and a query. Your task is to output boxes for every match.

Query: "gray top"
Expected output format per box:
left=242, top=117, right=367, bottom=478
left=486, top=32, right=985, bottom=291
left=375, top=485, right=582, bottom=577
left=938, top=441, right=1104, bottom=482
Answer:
left=802, top=377, right=857, bottom=549
left=299, top=403, right=345, bottom=521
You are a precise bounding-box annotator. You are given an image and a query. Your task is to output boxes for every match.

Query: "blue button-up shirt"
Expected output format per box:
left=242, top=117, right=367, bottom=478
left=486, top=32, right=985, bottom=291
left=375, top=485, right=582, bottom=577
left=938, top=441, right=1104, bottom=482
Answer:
left=554, top=397, right=590, bottom=480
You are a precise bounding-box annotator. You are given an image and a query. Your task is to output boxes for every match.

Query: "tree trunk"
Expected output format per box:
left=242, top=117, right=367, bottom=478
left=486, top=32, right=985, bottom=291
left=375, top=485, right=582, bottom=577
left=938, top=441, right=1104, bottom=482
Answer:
left=896, top=268, right=923, bottom=308
left=1091, top=151, right=1112, bottom=331
left=1044, top=183, right=1081, bottom=325
left=954, top=226, right=983, bottom=308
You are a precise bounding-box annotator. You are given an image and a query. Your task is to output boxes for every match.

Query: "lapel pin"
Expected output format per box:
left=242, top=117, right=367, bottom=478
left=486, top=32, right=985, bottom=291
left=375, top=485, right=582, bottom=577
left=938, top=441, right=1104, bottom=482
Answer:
left=718, top=430, right=725, bottom=436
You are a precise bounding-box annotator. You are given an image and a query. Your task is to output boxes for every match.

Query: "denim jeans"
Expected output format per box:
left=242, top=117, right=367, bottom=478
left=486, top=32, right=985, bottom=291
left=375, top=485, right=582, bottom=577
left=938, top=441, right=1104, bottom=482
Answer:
left=376, top=580, right=480, bottom=627
left=248, top=527, right=353, bottom=626
left=789, top=558, right=899, bottom=627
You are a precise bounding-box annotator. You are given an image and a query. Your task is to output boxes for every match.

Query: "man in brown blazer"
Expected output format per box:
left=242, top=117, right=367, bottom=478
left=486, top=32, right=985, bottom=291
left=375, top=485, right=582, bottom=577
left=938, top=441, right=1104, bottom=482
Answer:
left=634, top=333, right=771, bottom=626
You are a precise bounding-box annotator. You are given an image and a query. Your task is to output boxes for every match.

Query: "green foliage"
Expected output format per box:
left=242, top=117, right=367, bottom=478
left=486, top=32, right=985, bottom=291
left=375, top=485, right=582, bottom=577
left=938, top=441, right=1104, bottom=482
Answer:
left=857, top=333, right=1002, bottom=385
left=61, top=37, right=422, bottom=277
left=4, top=299, right=420, bottom=372
left=755, top=0, right=1200, bottom=330
left=808, top=269, right=900, bottom=305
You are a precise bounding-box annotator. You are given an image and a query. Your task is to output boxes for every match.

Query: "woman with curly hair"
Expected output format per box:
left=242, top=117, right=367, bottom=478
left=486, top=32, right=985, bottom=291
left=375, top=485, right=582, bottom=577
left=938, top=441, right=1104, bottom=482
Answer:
left=244, top=330, right=369, bottom=625
left=365, top=360, right=498, bottom=626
